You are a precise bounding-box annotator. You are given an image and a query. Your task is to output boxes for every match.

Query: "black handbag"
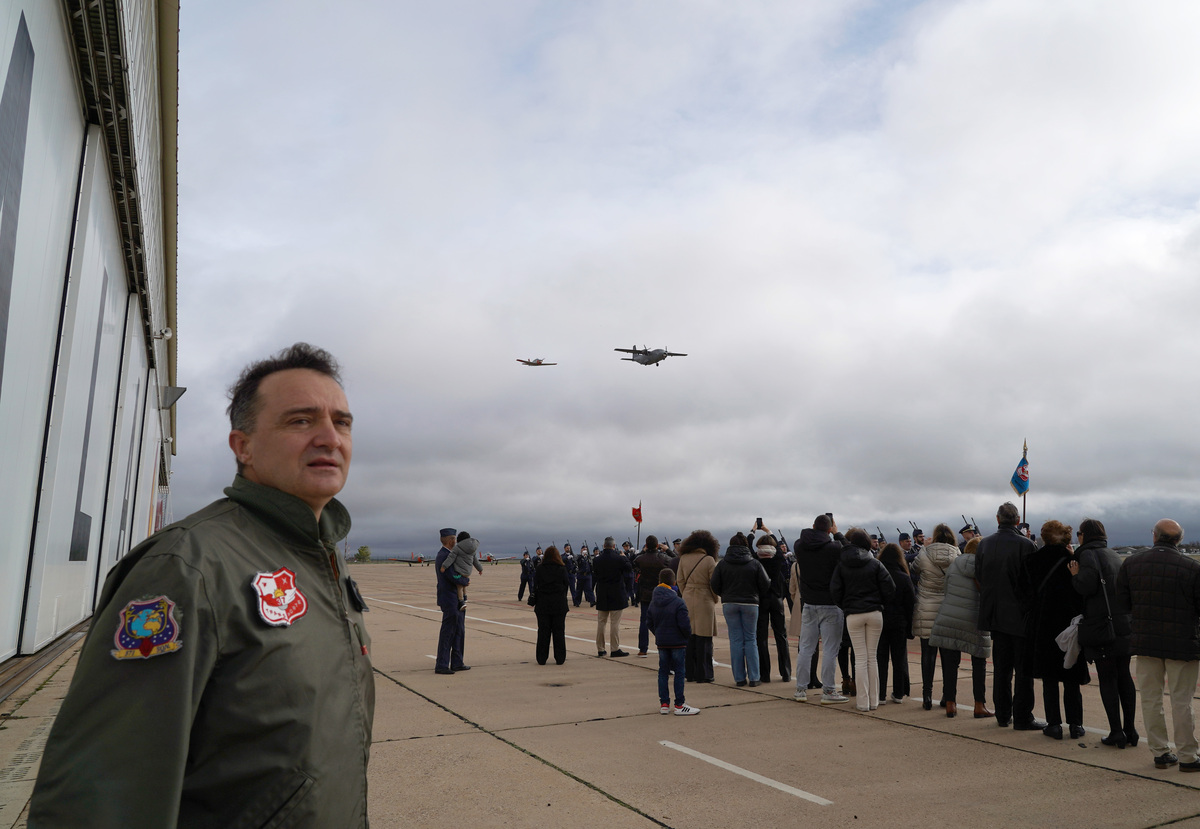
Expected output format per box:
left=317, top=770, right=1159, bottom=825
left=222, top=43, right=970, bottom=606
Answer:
left=1078, top=556, right=1116, bottom=647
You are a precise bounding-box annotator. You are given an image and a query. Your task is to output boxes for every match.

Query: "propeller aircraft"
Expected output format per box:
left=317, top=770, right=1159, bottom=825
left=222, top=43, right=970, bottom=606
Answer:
left=614, top=345, right=687, bottom=366
left=516, top=358, right=557, bottom=366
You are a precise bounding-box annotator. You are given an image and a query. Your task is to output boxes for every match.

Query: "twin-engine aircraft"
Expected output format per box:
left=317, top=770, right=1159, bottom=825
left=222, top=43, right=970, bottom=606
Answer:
left=614, top=345, right=688, bottom=366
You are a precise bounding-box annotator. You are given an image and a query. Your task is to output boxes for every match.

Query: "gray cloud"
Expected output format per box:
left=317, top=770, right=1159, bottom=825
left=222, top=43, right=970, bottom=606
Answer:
left=172, top=1, right=1200, bottom=552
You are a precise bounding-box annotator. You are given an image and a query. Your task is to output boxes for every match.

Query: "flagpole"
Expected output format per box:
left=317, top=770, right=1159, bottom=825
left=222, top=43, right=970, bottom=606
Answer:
left=1022, top=439, right=1028, bottom=524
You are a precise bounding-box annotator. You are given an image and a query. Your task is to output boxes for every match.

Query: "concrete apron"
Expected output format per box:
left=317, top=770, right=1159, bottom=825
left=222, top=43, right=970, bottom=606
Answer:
left=5, top=562, right=1200, bottom=827
left=362, top=563, right=1200, bottom=828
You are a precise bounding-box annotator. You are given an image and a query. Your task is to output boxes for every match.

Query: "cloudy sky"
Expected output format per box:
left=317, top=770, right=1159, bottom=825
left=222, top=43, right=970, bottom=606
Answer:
left=174, top=0, right=1200, bottom=553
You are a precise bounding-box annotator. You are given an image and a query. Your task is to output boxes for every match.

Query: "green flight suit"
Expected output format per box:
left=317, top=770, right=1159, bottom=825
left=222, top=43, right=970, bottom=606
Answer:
left=29, top=476, right=375, bottom=828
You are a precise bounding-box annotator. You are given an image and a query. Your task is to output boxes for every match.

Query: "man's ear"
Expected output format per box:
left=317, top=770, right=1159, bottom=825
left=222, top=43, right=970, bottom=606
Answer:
left=229, top=430, right=251, bottom=465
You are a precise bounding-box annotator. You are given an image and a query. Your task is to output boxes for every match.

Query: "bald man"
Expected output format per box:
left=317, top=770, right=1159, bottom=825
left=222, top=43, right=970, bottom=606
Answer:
left=1117, top=519, right=1200, bottom=772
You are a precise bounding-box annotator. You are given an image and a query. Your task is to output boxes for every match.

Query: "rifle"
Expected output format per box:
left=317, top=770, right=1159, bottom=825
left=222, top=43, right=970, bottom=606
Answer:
left=971, top=517, right=979, bottom=535
left=896, top=527, right=903, bottom=539
left=876, top=526, right=886, bottom=543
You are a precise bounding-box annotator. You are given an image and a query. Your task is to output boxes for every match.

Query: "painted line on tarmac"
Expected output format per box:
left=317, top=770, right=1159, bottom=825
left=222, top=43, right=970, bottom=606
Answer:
left=659, top=741, right=833, bottom=806
left=369, top=596, right=729, bottom=666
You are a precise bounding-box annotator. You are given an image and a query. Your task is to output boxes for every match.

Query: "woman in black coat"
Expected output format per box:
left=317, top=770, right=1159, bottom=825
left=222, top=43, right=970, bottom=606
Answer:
left=877, top=543, right=916, bottom=704
left=534, top=546, right=570, bottom=665
left=1026, top=520, right=1090, bottom=739
left=1069, top=518, right=1137, bottom=748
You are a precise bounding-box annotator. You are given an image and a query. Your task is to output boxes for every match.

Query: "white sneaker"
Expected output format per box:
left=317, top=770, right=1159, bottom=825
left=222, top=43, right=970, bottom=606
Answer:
left=659, top=703, right=670, bottom=715
left=793, top=690, right=807, bottom=702
left=820, top=692, right=850, bottom=705
left=890, top=695, right=904, bottom=704
left=673, top=703, right=700, bottom=716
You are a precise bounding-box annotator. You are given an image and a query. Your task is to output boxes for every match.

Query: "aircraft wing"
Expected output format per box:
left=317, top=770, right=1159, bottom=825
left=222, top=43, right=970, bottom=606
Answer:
left=663, top=352, right=687, bottom=357
left=613, top=348, right=643, bottom=354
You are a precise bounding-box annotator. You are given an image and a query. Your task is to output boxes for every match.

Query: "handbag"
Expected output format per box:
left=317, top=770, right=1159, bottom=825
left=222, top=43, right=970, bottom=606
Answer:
left=1077, top=554, right=1116, bottom=647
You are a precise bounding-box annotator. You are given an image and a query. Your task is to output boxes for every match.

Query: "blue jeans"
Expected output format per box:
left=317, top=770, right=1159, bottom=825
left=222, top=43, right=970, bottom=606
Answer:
left=658, top=648, right=686, bottom=705
left=795, top=604, right=844, bottom=694
left=723, top=603, right=760, bottom=683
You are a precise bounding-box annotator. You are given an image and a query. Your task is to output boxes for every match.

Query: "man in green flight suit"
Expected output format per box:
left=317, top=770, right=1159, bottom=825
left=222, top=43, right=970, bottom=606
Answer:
left=30, top=343, right=375, bottom=828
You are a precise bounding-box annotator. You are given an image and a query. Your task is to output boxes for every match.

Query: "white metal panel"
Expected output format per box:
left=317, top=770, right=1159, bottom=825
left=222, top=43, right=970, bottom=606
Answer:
left=21, top=123, right=130, bottom=652
left=0, top=0, right=86, bottom=660
left=97, top=296, right=149, bottom=578
left=130, top=364, right=165, bottom=541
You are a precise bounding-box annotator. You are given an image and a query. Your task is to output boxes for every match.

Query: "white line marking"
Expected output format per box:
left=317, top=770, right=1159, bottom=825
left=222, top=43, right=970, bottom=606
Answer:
left=660, top=741, right=833, bottom=806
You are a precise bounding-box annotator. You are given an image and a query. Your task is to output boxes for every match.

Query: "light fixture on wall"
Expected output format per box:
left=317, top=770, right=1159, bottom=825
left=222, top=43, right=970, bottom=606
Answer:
left=154, top=327, right=173, bottom=340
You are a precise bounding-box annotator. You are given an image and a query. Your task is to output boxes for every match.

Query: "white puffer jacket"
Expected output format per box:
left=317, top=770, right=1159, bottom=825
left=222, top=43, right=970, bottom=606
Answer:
left=911, top=542, right=958, bottom=640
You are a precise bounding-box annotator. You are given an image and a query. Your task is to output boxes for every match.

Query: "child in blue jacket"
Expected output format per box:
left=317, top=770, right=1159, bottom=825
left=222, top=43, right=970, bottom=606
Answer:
left=646, top=569, right=700, bottom=715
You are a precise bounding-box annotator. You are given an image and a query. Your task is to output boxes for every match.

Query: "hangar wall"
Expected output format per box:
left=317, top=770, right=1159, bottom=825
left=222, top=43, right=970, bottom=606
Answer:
left=0, top=0, right=177, bottom=659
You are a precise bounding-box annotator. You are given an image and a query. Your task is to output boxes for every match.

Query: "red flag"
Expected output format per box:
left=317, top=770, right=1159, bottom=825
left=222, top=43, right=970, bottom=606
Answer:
left=632, top=503, right=642, bottom=524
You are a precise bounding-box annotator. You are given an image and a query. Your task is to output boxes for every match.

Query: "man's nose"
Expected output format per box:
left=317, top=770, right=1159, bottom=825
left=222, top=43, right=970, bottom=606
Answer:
left=312, top=416, right=342, bottom=447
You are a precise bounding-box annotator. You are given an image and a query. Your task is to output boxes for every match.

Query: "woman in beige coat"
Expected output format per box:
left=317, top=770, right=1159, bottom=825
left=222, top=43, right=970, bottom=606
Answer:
left=677, top=530, right=720, bottom=683
left=911, top=524, right=959, bottom=710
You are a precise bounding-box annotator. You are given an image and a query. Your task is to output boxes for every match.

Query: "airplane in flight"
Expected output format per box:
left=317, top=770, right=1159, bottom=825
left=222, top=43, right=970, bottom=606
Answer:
left=516, top=358, right=557, bottom=366
left=614, top=345, right=688, bottom=366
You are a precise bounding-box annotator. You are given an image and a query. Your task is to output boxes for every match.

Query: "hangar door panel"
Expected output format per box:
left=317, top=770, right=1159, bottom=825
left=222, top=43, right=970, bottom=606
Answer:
left=22, top=124, right=129, bottom=652
left=0, top=2, right=86, bottom=660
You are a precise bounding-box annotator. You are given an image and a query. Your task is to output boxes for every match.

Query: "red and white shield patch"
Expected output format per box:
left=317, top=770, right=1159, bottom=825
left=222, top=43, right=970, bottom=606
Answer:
left=252, top=567, right=309, bottom=627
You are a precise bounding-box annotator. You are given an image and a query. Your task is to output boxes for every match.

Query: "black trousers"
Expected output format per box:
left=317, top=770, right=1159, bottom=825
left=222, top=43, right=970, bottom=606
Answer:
left=1093, top=643, right=1137, bottom=735
left=685, top=635, right=714, bottom=682
left=535, top=607, right=566, bottom=665
left=991, top=631, right=1035, bottom=724
left=920, top=638, right=940, bottom=698
left=939, top=649, right=987, bottom=703
left=877, top=625, right=910, bottom=699
left=1042, top=678, right=1083, bottom=726
left=756, top=597, right=791, bottom=680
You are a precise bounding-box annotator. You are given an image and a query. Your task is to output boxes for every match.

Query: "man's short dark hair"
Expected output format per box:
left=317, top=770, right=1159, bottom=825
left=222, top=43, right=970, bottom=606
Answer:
left=227, top=343, right=343, bottom=434
left=813, top=514, right=832, bottom=533
left=996, top=502, right=1021, bottom=527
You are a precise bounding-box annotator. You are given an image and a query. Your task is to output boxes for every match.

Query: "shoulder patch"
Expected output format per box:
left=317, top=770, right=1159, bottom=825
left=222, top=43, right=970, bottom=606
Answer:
left=112, top=596, right=183, bottom=660
left=252, top=567, right=309, bottom=626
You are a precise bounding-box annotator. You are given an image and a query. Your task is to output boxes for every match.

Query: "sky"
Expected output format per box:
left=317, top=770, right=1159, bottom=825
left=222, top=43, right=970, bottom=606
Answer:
left=173, top=0, right=1200, bottom=554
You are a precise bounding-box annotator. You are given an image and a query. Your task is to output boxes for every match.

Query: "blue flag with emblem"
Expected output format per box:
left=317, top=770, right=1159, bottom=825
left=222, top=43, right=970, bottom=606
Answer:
left=1010, top=443, right=1029, bottom=496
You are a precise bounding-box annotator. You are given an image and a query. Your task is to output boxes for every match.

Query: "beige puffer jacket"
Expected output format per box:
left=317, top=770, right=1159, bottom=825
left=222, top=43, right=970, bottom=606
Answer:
left=911, top=542, right=959, bottom=640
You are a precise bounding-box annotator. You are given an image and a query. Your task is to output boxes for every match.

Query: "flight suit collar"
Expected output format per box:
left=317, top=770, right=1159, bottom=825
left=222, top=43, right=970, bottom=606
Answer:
left=224, top=475, right=352, bottom=548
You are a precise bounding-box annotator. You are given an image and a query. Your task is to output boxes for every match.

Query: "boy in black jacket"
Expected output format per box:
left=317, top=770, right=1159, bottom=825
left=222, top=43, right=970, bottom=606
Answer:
left=647, top=569, right=700, bottom=715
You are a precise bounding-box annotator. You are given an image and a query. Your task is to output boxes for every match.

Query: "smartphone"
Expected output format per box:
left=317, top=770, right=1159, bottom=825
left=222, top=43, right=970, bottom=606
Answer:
left=755, top=517, right=764, bottom=530
left=826, top=512, right=834, bottom=521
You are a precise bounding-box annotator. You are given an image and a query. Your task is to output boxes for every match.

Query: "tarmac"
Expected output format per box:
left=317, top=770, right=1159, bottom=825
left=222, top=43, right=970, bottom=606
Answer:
left=4, top=561, right=1200, bottom=828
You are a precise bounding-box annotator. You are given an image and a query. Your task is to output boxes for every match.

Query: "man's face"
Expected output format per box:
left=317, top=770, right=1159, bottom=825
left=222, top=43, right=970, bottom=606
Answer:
left=963, top=530, right=975, bottom=541
left=229, top=369, right=352, bottom=516
left=914, top=534, right=924, bottom=545
left=441, top=535, right=456, bottom=549
left=900, top=539, right=912, bottom=552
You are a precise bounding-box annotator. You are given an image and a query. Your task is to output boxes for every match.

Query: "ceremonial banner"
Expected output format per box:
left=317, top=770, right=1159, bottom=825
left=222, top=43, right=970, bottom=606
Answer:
left=1010, top=445, right=1029, bottom=496
left=632, top=502, right=642, bottom=524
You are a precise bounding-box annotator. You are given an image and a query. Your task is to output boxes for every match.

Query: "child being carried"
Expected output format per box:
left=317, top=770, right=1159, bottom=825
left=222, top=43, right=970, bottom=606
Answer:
left=441, top=535, right=484, bottom=611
